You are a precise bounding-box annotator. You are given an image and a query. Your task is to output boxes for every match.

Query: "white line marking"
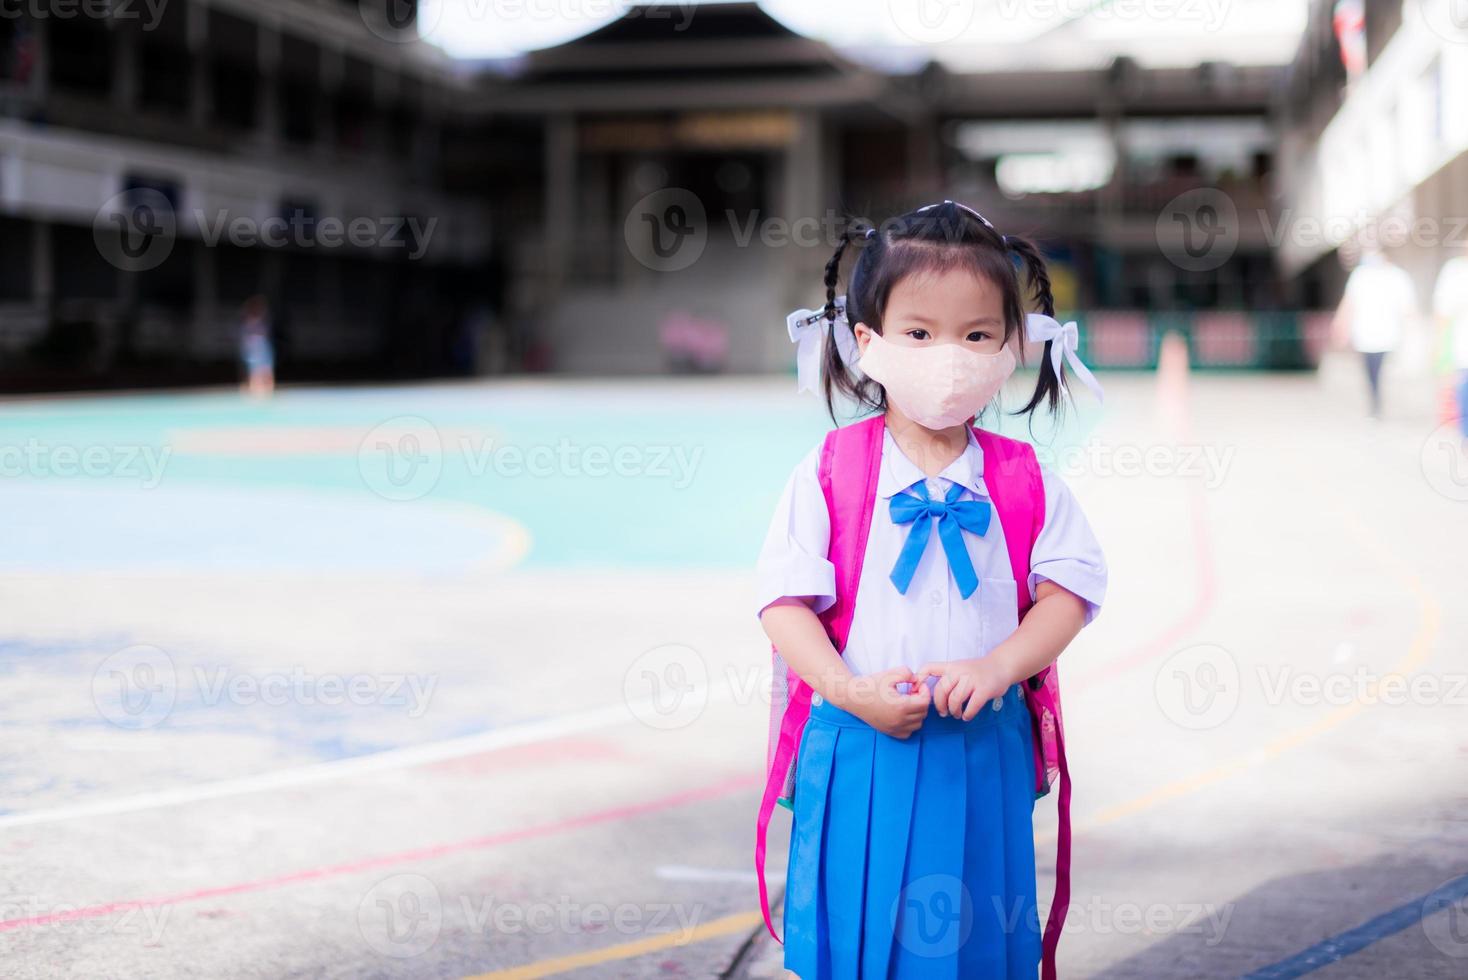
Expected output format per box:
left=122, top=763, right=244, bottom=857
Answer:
left=0, top=689, right=731, bottom=830
left=655, top=865, right=774, bottom=885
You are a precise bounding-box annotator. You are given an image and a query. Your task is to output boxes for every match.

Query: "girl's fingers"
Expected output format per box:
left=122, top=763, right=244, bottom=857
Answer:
left=913, top=662, right=944, bottom=687
left=961, top=690, right=986, bottom=721
left=882, top=668, right=916, bottom=698
left=947, top=680, right=970, bottom=718
left=931, top=677, right=952, bottom=716
left=911, top=682, right=932, bottom=705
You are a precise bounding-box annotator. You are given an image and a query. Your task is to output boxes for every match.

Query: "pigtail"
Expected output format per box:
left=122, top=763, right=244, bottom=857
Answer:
left=820, top=227, right=885, bottom=422
left=821, top=231, right=850, bottom=325
left=1004, top=234, right=1066, bottom=416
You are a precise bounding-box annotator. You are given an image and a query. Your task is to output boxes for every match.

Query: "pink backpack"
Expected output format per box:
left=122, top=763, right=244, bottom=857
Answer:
left=756, top=415, right=1072, bottom=980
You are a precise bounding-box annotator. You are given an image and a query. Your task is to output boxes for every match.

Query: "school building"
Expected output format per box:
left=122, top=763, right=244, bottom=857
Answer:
left=6, top=0, right=1443, bottom=387
left=1275, top=0, right=1468, bottom=372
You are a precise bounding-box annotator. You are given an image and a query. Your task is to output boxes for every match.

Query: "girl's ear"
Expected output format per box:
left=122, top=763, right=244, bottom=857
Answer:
left=853, top=321, right=875, bottom=355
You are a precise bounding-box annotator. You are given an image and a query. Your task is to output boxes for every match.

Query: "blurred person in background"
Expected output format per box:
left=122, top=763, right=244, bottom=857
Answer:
left=238, top=295, right=275, bottom=398
left=1333, top=246, right=1417, bottom=419
left=1432, top=245, right=1468, bottom=447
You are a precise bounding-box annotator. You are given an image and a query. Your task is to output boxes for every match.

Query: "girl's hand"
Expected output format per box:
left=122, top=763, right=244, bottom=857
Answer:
left=916, top=657, right=1012, bottom=721
left=838, top=666, right=931, bottom=739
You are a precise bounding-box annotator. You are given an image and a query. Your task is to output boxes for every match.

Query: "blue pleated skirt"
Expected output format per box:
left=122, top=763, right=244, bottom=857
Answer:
left=783, top=683, right=1041, bottom=980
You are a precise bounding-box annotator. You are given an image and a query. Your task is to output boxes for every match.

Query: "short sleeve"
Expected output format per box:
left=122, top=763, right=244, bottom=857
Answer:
left=1432, top=266, right=1452, bottom=316
left=755, top=445, right=836, bottom=618
left=1028, top=465, right=1107, bottom=624
left=1434, top=260, right=1468, bottom=317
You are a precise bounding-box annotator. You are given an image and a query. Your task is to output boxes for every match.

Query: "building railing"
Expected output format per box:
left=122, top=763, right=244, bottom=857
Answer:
left=1069, top=310, right=1333, bottom=370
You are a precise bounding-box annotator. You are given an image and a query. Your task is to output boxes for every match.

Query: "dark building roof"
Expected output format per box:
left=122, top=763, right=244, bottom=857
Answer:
left=472, top=1, right=1280, bottom=118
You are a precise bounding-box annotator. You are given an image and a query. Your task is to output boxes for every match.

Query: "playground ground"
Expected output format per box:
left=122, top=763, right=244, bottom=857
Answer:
left=1, top=351, right=1466, bottom=978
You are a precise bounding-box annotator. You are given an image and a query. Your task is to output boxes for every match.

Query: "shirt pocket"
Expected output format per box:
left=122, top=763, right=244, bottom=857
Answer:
left=978, top=577, right=1020, bottom=656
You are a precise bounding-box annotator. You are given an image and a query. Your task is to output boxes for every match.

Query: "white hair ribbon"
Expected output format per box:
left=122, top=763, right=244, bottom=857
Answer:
left=1026, top=313, right=1104, bottom=403
left=786, top=296, right=860, bottom=394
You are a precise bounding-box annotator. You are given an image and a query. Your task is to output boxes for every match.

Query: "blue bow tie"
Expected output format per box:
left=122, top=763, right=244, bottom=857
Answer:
left=888, top=480, right=992, bottom=599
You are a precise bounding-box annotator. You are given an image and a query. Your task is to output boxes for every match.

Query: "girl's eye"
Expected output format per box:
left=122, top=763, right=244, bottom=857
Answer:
left=905, top=329, right=930, bottom=340
left=966, top=331, right=991, bottom=342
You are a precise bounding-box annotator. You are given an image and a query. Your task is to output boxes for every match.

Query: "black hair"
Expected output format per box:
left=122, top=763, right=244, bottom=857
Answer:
left=819, top=201, right=1066, bottom=422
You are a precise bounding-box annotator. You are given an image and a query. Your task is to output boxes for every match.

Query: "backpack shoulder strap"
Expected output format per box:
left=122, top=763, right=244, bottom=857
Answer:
left=816, top=414, right=885, bottom=650
left=973, top=426, right=1072, bottom=980
left=755, top=413, right=884, bottom=943
left=971, top=427, right=1045, bottom=617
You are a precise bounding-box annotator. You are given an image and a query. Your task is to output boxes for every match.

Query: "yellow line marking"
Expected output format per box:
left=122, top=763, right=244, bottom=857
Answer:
left=1039, top=498, right=1441, bottom=843
left=464, top=910, right=765, bottom=980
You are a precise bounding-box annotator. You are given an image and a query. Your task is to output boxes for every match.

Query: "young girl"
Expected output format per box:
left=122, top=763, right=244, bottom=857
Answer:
left=755, top=201, right=1106, bottom=979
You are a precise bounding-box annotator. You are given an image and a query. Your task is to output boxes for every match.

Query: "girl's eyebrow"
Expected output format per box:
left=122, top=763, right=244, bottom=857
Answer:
left=895, top=313, right=1003, bottom=326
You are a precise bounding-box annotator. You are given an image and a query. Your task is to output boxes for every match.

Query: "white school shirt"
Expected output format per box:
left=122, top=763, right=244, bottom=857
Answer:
left=756, top=428, right=1107, bottom=678
left=1342, top=258, right=1417, bottom=354
left=1431, top=256, right=1468, bottom=369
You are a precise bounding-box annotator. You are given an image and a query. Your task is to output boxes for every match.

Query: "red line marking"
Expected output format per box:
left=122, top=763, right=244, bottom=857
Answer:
left=1072, top=335, right=1217, bottom=687
left=0, top=772, right=760, bottom=932
left=1075, top=479, right=1217, bottom=687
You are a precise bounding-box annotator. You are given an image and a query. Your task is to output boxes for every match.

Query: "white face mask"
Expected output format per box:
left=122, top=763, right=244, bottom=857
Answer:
left=858, top=332, right=1017, bottom=429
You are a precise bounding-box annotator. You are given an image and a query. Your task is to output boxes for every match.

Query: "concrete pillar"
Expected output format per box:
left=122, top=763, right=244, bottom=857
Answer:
left=320, top=45, right=342, bottom=155
left=256, top=24, right=280, bottom=153
left=1099, top=97, right=1124, bottom=224
left=112, top=26, right=139, bottom=114
left=187, top=0, right=210, bottom=131
left=28, top=17, right=48, bottom=105
left=31, top=222, right=52, bottom=311
left=419, top=107, right=442, bottom=185
left=903, top=114, right=938, bottom=202
left=543, top=113, right=576, bottom=297
left=320, top=254, right=342, bottom=356
left=782, top=108, right=821, bottom=223
left=193, top=242, right=216, bottom=359
left=372, top=66, right=399, bottom=161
